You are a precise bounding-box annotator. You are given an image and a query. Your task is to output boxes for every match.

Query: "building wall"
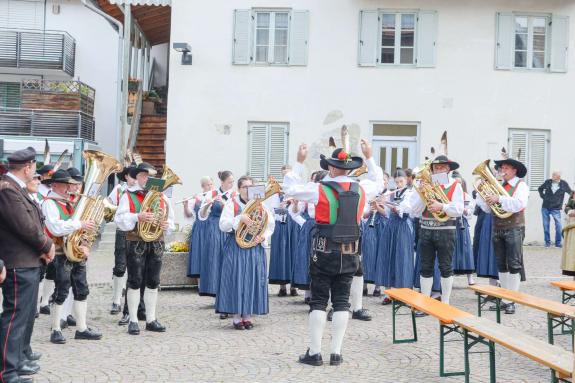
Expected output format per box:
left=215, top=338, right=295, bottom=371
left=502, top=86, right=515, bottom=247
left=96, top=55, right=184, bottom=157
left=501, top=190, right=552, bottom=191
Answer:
left=167, top=0, right=575, bottom=242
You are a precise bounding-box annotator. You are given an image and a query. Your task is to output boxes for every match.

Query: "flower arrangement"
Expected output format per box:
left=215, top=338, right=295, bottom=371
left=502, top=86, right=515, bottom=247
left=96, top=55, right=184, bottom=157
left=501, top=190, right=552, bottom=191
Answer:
left=168, top=241, right=189, bottom=253
left=337, top=150, right=351, bottom=163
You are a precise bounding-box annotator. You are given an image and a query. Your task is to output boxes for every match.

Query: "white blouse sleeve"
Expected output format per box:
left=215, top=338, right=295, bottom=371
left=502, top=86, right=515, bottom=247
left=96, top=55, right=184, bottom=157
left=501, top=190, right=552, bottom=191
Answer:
left=219, top=198, right=235, bottom=233
left=499, top=181, right=529, bottom=213
left=114, top=193, right=139, bottom=232
left=42, top=200, right=82, bottom=237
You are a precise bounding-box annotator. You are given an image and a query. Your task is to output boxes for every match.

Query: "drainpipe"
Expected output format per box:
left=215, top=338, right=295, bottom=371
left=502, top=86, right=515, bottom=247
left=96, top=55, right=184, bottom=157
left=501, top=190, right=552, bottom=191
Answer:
left=80, top=0, right=124, bottom=160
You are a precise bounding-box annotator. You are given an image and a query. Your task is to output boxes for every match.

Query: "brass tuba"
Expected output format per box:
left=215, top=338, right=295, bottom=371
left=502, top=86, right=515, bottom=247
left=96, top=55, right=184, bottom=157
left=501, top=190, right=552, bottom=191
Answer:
left=235, top=177, right=282, bottom=249
left=413, top=160, right=450, bottom=222
left=472, top=159, right=512, bottom=219
left=138, top=165, right=182, bottom=242
left=64, top=150, right=123, bottom=262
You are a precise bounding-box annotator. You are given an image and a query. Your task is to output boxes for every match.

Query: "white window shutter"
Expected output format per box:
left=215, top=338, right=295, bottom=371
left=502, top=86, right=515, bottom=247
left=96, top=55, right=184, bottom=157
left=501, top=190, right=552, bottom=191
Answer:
left=248, top=125, right=268, bottom=180
left=289, top=10, right=309, bottom=66
left=1, top=0, right=45, bottom=30
left=528, top=132, right=548, bottom=190
left=268, top=125, right=289, bottom=180
left=358, top=10, right=378, bottom=67
left=495, top=12, right=514, bottom=70
left=550, top=15, right=569, bottom=73
left=232, top=9, right=252, bottom=65
left=416, top=10, right=438, bottom=68
left=509, top=130, right=528, bottom=162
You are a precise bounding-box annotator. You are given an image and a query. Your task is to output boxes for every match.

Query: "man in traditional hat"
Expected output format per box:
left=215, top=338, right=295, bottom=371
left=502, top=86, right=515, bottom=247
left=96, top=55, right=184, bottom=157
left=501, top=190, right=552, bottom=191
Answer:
left=42, top=169, right=101, bottom=344
left=404, top=155, right=464, bottom=308
left=284, top=140, right=382, bottom=367
left=37, top=164, right=54, bottom=198
left=115, top=162, right=174, bottom=335
left=476, top=156, right=529, bottom=314
left=0, top=147, right=55, bottom=382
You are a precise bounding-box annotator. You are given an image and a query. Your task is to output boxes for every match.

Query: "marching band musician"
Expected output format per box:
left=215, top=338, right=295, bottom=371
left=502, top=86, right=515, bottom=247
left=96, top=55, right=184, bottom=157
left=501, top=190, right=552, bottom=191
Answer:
left=42, top=169, right=101, bottom=344
left=403, top=155, right=464, bottom=308
left=475, top=156, right=529, bottom=315
left=37, top=164, right=53, bottom=198
left=215, top=176, right=275, bottom=330
left=284, top=140, right=382, bottom=367
left=115, top=162, right=175, bottom=335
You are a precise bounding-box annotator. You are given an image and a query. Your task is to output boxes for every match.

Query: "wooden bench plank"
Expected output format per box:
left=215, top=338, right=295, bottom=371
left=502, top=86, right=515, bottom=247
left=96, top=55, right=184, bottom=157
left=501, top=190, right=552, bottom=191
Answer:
left=551, top=280, right=575, bottom=291
left=385, top=288, right=472, bottom=324
left=469, top=285, right=575, bottom=319
left=454, top=316, right=573, bottom=377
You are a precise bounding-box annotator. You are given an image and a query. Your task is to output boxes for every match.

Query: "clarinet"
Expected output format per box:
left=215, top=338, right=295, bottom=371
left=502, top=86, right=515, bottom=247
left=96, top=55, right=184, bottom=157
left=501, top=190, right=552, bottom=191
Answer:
left=368, top=193, right=382, bottom=227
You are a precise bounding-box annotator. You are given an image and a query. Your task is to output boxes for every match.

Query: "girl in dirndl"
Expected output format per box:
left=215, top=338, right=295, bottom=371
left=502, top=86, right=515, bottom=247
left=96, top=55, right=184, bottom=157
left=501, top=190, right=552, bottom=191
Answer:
left=216, top=176, right=275, bottom=330
left=451, top=173, right=476, bottom=286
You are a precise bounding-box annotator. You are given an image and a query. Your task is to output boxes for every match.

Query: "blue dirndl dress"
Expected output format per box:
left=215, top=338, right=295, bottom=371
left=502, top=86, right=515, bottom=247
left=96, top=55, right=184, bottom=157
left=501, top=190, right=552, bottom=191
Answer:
left=475, top=212, right=499, bottom=279
left=187, top=199, right=204, bottom=278
left=376, top=213, right=414, bottom=288
left=453, top=217, right=475, bottom=274
left=198, top=201, right=228, bottom=297
left=361, top=214, right=381, bottom=284
left=291, top=212, right=314, bottom=289
left=268, top=208, right=292, bottom=285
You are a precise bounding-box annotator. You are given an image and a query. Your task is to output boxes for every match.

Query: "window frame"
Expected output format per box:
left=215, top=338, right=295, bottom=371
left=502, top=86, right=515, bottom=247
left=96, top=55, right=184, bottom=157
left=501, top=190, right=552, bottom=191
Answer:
left=247, top=121, right=290, bottom=181
left=511, top=12, right=551, bottom=71
left=252, top=8, right=292, bottom=66
left=377, top=9, right=419, bottom=67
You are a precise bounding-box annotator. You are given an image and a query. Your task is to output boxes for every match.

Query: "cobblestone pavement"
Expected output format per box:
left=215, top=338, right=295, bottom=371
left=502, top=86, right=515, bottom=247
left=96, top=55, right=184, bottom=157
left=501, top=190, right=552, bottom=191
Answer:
left=29, top=246, right=571, bottom=382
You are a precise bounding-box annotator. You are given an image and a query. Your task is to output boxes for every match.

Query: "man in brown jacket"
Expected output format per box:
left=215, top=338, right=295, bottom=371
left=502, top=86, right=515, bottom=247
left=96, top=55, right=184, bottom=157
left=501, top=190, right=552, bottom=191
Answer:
left=0, top=147, right=55, bottom=383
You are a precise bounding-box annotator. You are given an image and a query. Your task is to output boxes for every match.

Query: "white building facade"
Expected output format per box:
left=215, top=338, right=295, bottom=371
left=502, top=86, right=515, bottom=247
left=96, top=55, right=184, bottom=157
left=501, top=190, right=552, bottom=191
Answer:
left=167, top=0, right=575, bottom=243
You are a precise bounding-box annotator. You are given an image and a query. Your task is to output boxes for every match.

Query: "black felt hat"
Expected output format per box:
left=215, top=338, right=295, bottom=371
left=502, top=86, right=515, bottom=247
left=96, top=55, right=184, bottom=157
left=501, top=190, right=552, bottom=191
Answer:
left=118, top=162, right=136, bottom=182
left=430, top=155, right=459, bottom=171
left=128, top=162, right=157, bottom=179
left=41, top=169, right=80, bottom=185
left=37, top=164, right=54, bottom=175
left=493, top=159, right=527, bottom=178
left=319, top=148, right=363, bottom=171
left=66, top=167, right=84, bottom=182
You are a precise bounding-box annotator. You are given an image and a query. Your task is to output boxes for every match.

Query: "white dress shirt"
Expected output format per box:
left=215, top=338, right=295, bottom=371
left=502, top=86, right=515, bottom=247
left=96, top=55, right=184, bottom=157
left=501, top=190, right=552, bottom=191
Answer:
left=107, top=182, right=127, bottom=206
left=42, top=191, right=82, bottom=237
left=402, top=176, right=464, bottom=218
left=198, top=188, right=234, bottom=221
left=219, top=194, right=275, bottom=247
left=38, top=183, right=51, bottom=197
left=476, top=176, right=529, bottom=214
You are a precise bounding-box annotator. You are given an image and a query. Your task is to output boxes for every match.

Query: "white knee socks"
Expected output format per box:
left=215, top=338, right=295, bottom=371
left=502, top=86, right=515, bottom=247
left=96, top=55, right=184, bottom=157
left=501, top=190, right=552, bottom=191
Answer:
left=350, top=276, right=363, bottom=312
left=127, top=288, right=140, bottom=323
left=420, top=276, right=433, bottom=297
left=144, top=288, right=158, bottom=323
left=440, top=276, right=454, bottom=305
left=73, top=300, right=88, bottom=332
left=308, top=310, right=327, bottom=356
left=508, top=273, right=521, bottom=292
left=112, top=275, right=127, bottom=305
left=41, top=279, right=54, bottom=307
left=330, top=311, right=349, bottom=355
left=51, top=303, right=63, bottom=331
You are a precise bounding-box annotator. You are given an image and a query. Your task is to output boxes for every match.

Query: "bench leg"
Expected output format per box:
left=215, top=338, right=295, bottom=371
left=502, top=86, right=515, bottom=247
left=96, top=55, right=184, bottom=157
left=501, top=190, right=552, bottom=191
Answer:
left=391, top=299, right=417, bottom=344
left=439, top=324, right=465, bottom=377
left=548, top=314, right=555, bottom=345
left=562, top=290, right=575, bottom=305
left=547, top=314, right=574, bottom=347
left=463, top=329, right=496, bottom=383
left=488, top=340, right=496, bottom=383
left=495, top=298, right=501, bottom=324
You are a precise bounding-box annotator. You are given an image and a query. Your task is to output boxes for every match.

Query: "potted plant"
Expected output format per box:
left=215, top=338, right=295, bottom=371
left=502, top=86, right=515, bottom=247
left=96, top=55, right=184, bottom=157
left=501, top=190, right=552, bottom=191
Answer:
left=142, top=89, right=161, bottom=115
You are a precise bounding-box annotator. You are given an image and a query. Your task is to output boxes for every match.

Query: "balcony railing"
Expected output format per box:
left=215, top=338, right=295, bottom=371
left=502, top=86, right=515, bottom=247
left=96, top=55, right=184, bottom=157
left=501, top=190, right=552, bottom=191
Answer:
left=0, top=109, right=95, bottom=141
left=0, top=29, right=76, bottom=77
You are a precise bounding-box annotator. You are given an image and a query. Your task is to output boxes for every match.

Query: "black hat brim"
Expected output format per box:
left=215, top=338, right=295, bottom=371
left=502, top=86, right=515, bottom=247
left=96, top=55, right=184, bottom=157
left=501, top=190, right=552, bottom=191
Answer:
left=431, top=160, right=460, bottom=171
left=320, top=154, right=363, bottom=171
left=494, top=159, right=527, bottom=178
left=41, top=178, right=80, bottom=185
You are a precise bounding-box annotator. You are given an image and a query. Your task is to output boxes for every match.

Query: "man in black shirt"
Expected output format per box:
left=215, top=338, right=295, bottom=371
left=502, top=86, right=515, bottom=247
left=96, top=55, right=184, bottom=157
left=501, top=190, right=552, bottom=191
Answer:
left=538, top=171, right=573, bottom=248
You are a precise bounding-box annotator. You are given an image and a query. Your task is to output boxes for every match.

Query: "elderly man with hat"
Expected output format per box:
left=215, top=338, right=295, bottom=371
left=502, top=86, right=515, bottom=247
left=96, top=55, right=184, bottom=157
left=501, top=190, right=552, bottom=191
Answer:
left=0, top=147, right=55, bottom=382
left=404, top=155, right=464, bottom=309
left=115, top=162, right=175, bottom=335
left=41, top=169, right=101, bottom=344
left=283, top=140, right=382, bottom=367
left=476, top=156, right=529, bottom=314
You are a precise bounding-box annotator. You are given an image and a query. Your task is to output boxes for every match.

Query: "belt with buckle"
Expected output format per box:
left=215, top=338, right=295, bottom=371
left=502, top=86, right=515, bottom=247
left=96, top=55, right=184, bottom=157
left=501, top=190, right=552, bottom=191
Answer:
left=313, top=237, right=359, bottom=255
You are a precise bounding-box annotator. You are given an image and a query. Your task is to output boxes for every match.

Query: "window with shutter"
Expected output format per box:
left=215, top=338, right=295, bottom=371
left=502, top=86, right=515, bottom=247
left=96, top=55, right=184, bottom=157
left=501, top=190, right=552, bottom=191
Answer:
left=509, top=129, right=549, bottom=190
left=247, top=122, right=289, bottom=181
left=0, top=0, right=45, bottom=30
left=0, top=82, right=21, bottom=111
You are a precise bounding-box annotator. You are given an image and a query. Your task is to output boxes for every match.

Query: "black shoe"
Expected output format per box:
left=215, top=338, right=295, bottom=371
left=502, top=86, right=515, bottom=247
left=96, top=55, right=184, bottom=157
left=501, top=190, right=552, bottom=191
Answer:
left=137, top=311, right=146, bottom=321
left=362, top=288, right=368, bottom=296
left=233, top=321, right=245, bottom=330
left=330, top=354, right=343, bottom=366
left=352, top=309, right=372, bottom=321
left=505, top=303, right=516, bottom=315
left=146, top=320, right=166, bottom=332
left=67, top=315, right=76, bottom=326
left=219, top=313, right=229, bottom=320
left=39, top=305, right=50, bottom=315
left=24, top=351, right=41, bottom=361
left=373, top=289, right=382, bottom=297
left=298, top=349, right=323, bottom=366
left=17, top=360, right=40, bottom=376
left=75, top=328, right=102, bottom=340
left=118, top=313, right=130, bottom=326
left=327, top=308, right=333, bottom=322
left=59, top=319, right=68, bottom=329
left=488, top=302, right=508, bottom=311
left=110, top=303, right=121, bottom=315
left=128, top=322, right=140, bottom=335
left=414, top=310, right=428, bottom=318
left=50, top=330, right=66, bottom=344
left=290, top=288, right=299, bottom=297
left=304, top=297, right=311, bottom=305
left=278, top=288, right=287, bottom=297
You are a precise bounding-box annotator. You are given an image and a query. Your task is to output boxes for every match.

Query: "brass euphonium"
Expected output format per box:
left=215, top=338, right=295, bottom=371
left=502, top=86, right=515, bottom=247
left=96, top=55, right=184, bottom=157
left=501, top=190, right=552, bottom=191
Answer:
left=235, top=177, right=282, bottom=249
left=138, top=165, right=182, bottom=242
left=413, top=160, right=450, bottom=223
left=472, top=159, right=512, bottom=219
left=64, top=150, right=123, bottom=262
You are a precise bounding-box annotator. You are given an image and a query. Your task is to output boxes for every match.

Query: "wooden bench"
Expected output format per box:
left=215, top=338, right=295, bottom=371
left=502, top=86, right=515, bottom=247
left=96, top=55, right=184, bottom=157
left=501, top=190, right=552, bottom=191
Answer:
left=470, top=284, right=575, bottom=345
left=454, top=316, right=573, bottom=383
left=385, top=288, right=473, bottom=377
left=552, top=280, right=575, bottom=305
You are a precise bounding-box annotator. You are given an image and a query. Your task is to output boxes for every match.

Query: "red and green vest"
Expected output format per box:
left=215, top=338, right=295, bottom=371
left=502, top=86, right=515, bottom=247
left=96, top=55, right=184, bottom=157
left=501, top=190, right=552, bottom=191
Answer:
left=315, top=182, right=366, bottom=225
left=422, top=181, right=458, bottom=219
left=493, top=180, right=526, bottom=229
left=44, top=198, right=74, bottom=241
left=127, top=190, right=165, bottom=214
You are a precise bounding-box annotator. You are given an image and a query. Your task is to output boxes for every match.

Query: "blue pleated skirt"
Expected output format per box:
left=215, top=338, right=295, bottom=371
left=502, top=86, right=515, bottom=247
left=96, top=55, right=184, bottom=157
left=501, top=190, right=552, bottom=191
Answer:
left=215, top=237, right=269, bottom=316
left=413, top=248, right=442, bottom=292
left=291, top=214, right=314, bottom=289
left=198, top=214, right=228, bottom=297
left=475, top=212, right=499, bottom=279
left=453, top=218, right=475, bottom=274
left=268, top=217, right=292, bottom=285
left=375, top=214, right=414, bottom=288
left=361, top=214, right=382, bottom=284
left=187, top=204, right=204, bottom=278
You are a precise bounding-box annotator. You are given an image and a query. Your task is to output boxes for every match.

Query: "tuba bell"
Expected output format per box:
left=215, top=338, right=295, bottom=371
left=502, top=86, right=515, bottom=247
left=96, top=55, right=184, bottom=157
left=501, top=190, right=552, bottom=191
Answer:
left=413, top=160, right=450, bottom=222
left=138, top=165, right=182, bottom=242
left=64, top=150, right=123, bottom=262
left=472, top=159, right=512, bottom=219
left=235, top=177, right=281, bottom=249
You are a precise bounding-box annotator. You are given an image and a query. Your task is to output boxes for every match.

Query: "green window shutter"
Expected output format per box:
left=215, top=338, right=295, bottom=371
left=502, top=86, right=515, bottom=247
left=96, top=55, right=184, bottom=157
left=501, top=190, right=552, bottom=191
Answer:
left=0, top=82, right=21, bottom=111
